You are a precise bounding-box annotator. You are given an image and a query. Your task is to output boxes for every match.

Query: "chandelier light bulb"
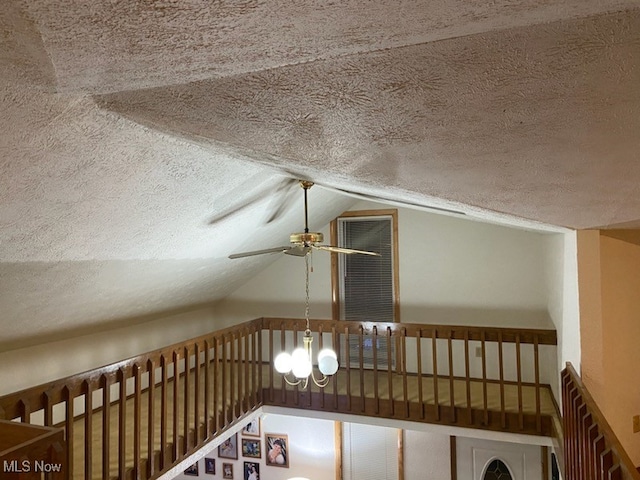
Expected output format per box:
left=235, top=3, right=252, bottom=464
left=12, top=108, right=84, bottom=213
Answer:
left=274, top=352, right=293, bottom=374
left=291, top=347, right=312, bottom=378
left=317, top=348, right=339, bottom=375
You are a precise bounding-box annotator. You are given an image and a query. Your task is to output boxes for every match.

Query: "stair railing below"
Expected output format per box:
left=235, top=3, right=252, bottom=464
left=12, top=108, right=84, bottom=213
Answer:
left=562, top=363, right=640, bottom=480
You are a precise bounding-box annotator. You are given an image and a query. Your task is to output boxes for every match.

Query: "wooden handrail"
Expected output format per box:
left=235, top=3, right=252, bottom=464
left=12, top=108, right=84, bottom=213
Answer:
left=0, top=317, right=561, bottom=480
left=562, top=362, right=640, bottom=480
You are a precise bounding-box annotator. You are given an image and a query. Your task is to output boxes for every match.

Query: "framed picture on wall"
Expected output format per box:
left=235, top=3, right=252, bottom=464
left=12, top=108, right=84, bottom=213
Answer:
left=242, top=418, right=261, bottom=437
left=204, top=457, right=215, bottom=475
left=222, top=463, right=233, bottom=479
left=242, top=438, right=261, bottom=458
left=265, top=433, right=289, bottom=467
left=244, top=461, right=259, bottom=480
left=184, top=462, right=199, bottom=476
left=218, top=433, right=238, bottom=459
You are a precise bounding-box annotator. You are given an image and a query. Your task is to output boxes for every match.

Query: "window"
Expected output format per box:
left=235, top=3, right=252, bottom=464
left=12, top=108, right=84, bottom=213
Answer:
left=482, top=459, right=513, bottom=480
left=330, top=210, right=400, bottom=368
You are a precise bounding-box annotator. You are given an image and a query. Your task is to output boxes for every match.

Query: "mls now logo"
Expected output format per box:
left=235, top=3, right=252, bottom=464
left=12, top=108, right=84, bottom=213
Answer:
left=4, top=460, right=63, bottom=473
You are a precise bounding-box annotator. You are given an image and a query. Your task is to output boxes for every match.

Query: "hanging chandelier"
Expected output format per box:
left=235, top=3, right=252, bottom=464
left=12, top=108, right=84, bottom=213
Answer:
left=273, top=254, right=339, bottom=388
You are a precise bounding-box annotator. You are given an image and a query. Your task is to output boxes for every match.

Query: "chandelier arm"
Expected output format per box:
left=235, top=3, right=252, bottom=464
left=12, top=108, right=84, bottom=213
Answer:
left=310, top=371, right=331, bottom=388
left=282, top=374, right=303, bottom=387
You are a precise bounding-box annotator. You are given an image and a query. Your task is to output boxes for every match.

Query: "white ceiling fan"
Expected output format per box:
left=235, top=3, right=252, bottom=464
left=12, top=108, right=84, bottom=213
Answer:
left=228, top=180, right=380, bottom=259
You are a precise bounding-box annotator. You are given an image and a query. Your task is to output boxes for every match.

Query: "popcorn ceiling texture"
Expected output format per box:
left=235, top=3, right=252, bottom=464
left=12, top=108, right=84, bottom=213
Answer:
left=1, top=0, right=640, bottom=347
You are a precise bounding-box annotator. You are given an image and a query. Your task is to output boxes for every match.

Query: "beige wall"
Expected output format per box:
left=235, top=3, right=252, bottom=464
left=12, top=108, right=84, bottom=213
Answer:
left=599, top=233, right=640, bottom=465
left=577, top=230, right=640, bottom=465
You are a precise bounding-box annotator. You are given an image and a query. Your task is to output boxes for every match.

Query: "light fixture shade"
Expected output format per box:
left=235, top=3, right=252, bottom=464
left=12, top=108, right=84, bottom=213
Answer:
left=318, top=348, right=339, bottom=375
left=274, top=352, right=293, bottom=374
left=291, top=347, right=312, bottom=378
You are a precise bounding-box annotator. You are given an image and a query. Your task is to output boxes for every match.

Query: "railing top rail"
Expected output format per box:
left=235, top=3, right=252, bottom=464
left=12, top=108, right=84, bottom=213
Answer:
left=262, top=317, right=557, bottom=345
left=564, top=362, right=640, bottom=480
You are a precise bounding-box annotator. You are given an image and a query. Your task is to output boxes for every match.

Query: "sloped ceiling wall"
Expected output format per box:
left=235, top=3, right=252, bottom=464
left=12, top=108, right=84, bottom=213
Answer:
left=1, top=1, right=640, bottom=349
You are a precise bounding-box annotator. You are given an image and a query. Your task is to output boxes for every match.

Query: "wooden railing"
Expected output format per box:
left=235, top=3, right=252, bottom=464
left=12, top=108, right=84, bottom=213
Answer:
left=0, top=420, right=65, bottom=480
left=0, top=317, right=559, bottom=479
left=263, top=318, right=559, bottom=436
left=0, top=319, right=263, bottom=480
left=562, top=363, right=640, bottom=480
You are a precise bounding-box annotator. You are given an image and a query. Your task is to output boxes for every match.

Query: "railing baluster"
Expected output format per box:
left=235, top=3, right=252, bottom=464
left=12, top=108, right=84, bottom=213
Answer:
left=481, top=330, right=488, bottom=426
left=402, top=327, right=409, bottom=418
left=258, top=326, right=264, bottom=405
left=118, top=367, right=126, bottom=479
left=447, top=329, right=455, bottom=422
left=147, top=359, right=156, bottom=478
left=534, top=334, right=541, bottom=433
left=204, top=341, right=211, bottom=441
left=236, top=333, right=243, bottom=416
left=84, top=380, right=93, bottom=480
left=372, top=326, right=379, bottom=414
left=213, top=336, right=220, bottom=435
left=172, top=350, right=179, bottom=461
left=160, top=355, right=168, bottom=469
left=221, top=336, right=227, bottom=428
left=133, top=363, right=142, bottom=480
left=386, top=327, right=394, bottom=417
left=319, top=324, right=325, bottom=409
left=464, top=330, right=471, bottom=425
left=345, top=327, right=351, bottom=411
left=359, top=325, right=365, bottom=412
left=101, top=374, right=111, bottom=480
left=498, top=330, right=506, bottom=429
left=516, top=333, right=523, bottom=430
left=244, top=330, right=251, bottom=412
left=431, top=328, right=439, bottom=421
left=416, top=329, right=424, bottom=419
left=63, top=386, right=74, bottom=480
left=194, top=343, right=201, bottom=445
left=183, top=346, right=190, bottom=454
left=280, top=324, right=286, bottom=404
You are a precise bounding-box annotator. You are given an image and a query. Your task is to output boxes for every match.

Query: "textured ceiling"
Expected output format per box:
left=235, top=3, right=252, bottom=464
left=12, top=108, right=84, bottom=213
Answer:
left=1, top=1, right=640, bottom=349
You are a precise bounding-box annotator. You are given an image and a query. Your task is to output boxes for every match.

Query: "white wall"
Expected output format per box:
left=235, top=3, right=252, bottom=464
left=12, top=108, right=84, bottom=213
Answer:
left=542, top=231, right=580, bottom=402
left=171, top=413, right=336, bottom=480
left=217, top=201, right=556, bottom=328
left=0, top=306, right=219, bottom=395
left=404, top=430, right=451, bottom=479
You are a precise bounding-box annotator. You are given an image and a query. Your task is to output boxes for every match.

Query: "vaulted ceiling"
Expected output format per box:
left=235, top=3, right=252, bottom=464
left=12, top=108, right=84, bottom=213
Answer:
left=1, top=1, right=639, bottom=350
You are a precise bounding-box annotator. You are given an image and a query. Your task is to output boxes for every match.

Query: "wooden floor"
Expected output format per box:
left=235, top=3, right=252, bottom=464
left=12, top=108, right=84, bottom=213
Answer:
left=68, top=365, right=559, bottom=479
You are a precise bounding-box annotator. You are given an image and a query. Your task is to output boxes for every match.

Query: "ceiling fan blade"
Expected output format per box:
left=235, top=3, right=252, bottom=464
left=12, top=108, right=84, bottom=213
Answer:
left=228, top=246, right=292, bottom=259
left=284, top=245, right=312, bottom=257
left=265, top=178, right=298, bottom=224
left=319, top=185, right=466, bottom=216
left=315, top=245, right=380, bottom=256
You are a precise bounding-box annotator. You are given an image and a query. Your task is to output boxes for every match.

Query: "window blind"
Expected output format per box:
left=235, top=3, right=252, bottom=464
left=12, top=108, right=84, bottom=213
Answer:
left=338, top=216, right=395, bottom=368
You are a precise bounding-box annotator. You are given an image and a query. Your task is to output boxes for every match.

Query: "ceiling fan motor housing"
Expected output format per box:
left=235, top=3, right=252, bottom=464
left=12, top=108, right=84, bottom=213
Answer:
left=290, top=232, right=323, bottom=245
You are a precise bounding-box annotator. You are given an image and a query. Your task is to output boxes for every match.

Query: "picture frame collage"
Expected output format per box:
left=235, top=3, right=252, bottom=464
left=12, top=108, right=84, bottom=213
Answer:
left=182, top=417, right=291, bottom=479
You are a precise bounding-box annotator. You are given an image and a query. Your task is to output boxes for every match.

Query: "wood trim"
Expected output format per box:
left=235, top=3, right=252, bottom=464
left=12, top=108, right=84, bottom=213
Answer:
left=450, top=436, right=457, bottom=480
left=398, top=429, right=404, bottom=480
left=334, top=421, right=342, bottom=480
left=330, top=218, right=340, bottom=321
left=329, top=209, right=400, bottom=323
left=542, top=446, right=549, bottom=480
